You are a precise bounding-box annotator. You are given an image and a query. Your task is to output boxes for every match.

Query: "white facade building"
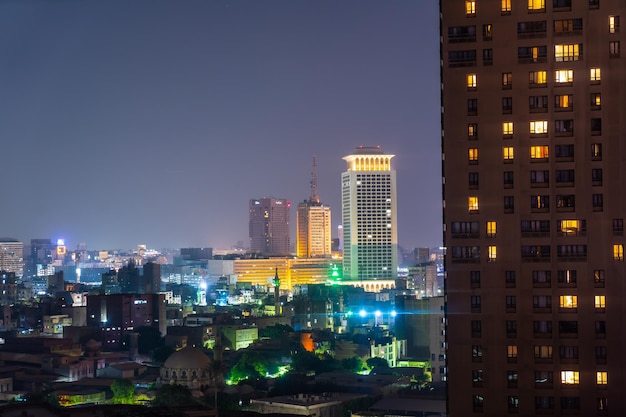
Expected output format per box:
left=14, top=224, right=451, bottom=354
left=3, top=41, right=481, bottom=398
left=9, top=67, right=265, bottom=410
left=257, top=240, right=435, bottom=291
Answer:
left=341, top=146, right=398, bottom=280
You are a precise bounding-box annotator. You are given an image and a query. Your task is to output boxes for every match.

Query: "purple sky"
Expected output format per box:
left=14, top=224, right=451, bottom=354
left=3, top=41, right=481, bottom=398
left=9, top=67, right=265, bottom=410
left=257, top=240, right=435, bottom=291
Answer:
left=0, top=0, right=441, bottom=251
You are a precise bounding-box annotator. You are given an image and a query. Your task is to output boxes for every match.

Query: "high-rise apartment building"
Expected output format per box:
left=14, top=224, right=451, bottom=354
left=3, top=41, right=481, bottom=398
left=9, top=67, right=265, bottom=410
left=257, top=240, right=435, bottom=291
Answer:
left=249, top=197, right=291, bottom=256
left=296, top=157, right=332, bottom=258
left=342, top=146, right=398, bottom=280
left=0, top=239, right=23, bottom=278
left=442, top=1, right=626, bottom=415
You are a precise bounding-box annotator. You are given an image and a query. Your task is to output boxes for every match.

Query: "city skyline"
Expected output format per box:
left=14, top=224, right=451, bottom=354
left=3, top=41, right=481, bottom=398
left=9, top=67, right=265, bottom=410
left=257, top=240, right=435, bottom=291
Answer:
left=0, top=1, right=440, bottom=251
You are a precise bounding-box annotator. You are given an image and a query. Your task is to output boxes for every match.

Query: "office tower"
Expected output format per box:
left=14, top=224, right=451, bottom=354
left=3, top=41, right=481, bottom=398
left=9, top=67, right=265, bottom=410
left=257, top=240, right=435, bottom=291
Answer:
left=249, top=197, right=291, bottom=256
left=341, top=146, right=398, bottom=280
left=296, top=157, right=332, bottom=258
left=442, top=1, right=625, bottom=415
left=0, top=239, right=23, bottom=278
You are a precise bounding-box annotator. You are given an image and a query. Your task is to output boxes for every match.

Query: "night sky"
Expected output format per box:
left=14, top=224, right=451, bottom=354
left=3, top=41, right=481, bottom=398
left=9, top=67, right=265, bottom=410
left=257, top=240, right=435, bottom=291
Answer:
left=0, top=0, right=441, bottom=251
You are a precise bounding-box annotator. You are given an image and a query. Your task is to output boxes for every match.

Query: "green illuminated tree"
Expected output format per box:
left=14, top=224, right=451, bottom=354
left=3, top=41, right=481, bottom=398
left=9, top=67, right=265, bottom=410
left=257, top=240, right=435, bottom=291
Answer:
left=111, top=379, right=135, bottom=404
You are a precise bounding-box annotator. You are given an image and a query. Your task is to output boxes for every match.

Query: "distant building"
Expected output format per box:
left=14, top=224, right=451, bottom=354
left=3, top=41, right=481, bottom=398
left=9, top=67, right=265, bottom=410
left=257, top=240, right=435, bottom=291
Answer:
left=143, top=261, right=161, bottom=294
left=220, top=325, right=258, bottom=351
left=180, top=247, right=213, bottom=261
left=249, top=197, right=291, bottom=256
left=296, top=157, right=332, bottom=258
left=413, top=247, right=431, bottom=264
left=86, top=293, right=166, bottom=350
left=0, top=239, right=23, bottom=278
left=341, top=147, right=398, bottom=280
left=395, top=296, right=445, bottom=382
left=233, top=257, right=333, bottom=290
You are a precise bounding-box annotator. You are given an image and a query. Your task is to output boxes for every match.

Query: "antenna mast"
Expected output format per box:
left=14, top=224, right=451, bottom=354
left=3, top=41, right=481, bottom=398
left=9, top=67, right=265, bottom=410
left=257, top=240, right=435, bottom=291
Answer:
left=310, top=155, right=320, bottom=204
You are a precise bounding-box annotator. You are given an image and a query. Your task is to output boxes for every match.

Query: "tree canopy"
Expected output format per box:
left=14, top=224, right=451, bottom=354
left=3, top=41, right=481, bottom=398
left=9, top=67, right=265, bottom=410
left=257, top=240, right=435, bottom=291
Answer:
left=111, top=379, right=135, bottom=404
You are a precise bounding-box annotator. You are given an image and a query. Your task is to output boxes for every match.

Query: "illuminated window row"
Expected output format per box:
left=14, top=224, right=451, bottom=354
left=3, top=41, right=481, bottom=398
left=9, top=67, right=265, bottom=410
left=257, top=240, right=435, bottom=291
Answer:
left=561, top=371, right=608, bottom=385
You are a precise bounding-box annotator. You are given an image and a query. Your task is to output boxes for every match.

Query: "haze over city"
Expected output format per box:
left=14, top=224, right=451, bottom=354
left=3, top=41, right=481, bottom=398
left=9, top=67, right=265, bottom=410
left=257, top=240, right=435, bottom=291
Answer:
left=0, top=1, right=440, bottom=251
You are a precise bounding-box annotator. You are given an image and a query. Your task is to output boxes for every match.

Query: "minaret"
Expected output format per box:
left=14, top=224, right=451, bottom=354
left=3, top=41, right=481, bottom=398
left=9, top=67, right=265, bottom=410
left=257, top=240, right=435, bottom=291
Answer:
left=273, top=267, right=281, bottom=316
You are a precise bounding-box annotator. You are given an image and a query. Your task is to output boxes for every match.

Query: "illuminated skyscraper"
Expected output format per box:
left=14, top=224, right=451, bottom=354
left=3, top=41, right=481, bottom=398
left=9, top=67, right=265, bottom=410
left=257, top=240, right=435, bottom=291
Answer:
left=442, top=1, right=626, bottom=415
left=249, top=197, right=291, bottom=256
left=341, top=146, right=397, bottom=280
left=296, top=157, right=332, bottom=258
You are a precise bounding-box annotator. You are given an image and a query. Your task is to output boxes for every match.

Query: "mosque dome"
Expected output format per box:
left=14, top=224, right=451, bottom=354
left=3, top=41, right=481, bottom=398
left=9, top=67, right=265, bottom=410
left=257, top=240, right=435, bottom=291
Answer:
left=164, top=346, right=211, bottom=370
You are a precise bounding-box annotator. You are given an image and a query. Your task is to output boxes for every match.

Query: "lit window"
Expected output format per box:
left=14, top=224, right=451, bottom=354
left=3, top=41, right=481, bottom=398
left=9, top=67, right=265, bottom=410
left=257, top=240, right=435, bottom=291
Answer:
left=595, top=295, right=606, bottom=309
left=487, top=221, right=497, bottom=237
left=528, top=0, right=545, bottom=11
left=609, top=16, right=619, bottom=33
left=555, top=94, right=572, bottom=110
left=561, top=370, right=579, bottom=384
left=507, top=345, right=517, bottom=358
left=469, top=148, right=479, bottom=162
left=590, top=67, right=601, bottom=81
left=597, top=371, right=608, bottom=385
left=591, top=93, right=601, bottom=107
left=613, top=244, right=623, bottom=260
left=534, top=345, right=552, bottom=358
left=555, top=69, right=574, bottom=83
left=503, top=122, right=514, bottom=135
left=560, top=295, right=578, bottom=309
left=503, top=146, right=514, bottom=160
left=466, top=0, right=476, bottom=16
left=467, top=73, right=477, bottom=89
left=530, top=120, right=548, bottom=134
left=502, top=72, right=513, bottom=88
left=468, top=196, right=479, bottom=212
left=468, top=123, right=478, bottom=139
left=554, top=44, right=581, bottom=62
left=560, top=220, right=580, bottom=234
left=529, top=70, right=547, bottom=85
left=502, top=0, right=511, bottom=13
left=530, top=145, right=549, bottom=159
left=488, top=246, right=497, bottom=261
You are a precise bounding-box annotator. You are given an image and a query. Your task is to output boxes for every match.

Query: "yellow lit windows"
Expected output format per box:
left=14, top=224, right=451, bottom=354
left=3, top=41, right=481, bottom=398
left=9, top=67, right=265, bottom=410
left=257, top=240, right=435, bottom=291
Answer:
left=530, top=120, right=548, bottom=134
left=528, top=0, right=545, bottom=11
left=561, top=370, right=579, bottom=385
left=597, top=371, right=608, bottom=385
left=466, top=0, right=476, bottom=16
left=488, top=245, right=497, bottom=261
left=487, top=221, right=497, bottom=237
left=529, top=70, right=547, bottom=86
left=468, top=196, right=479, bottom=213
left=554, top=44, right=581, bottom=62
left=468, top=123, right=478, bottom=139
left=469, top=148, right=479, bottom=163
left=555, top=94, right=573, bottom=110
left=560, top=295, right=578, bottom=309
left=595, top=295, right=606, bottom=309
left=613, top=244, right=624, bottom=260
left=502, top=0, right=511, bottom=14
left=503, top=122, right=514, bottom=135
left=609, top=16, right=619, bottom=33
left=590, top=67, right=601, bottom=82
left=591, top=93, right=601, bottom=108
left=467, top=73, right=477, bottom=90
left=560, top=220, right=581, bottom=235
left=555, top=69, right=574, bottom=83
left=503, top=146, right=514, bottom=161
left=530, top=145, right=549, bottom=159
